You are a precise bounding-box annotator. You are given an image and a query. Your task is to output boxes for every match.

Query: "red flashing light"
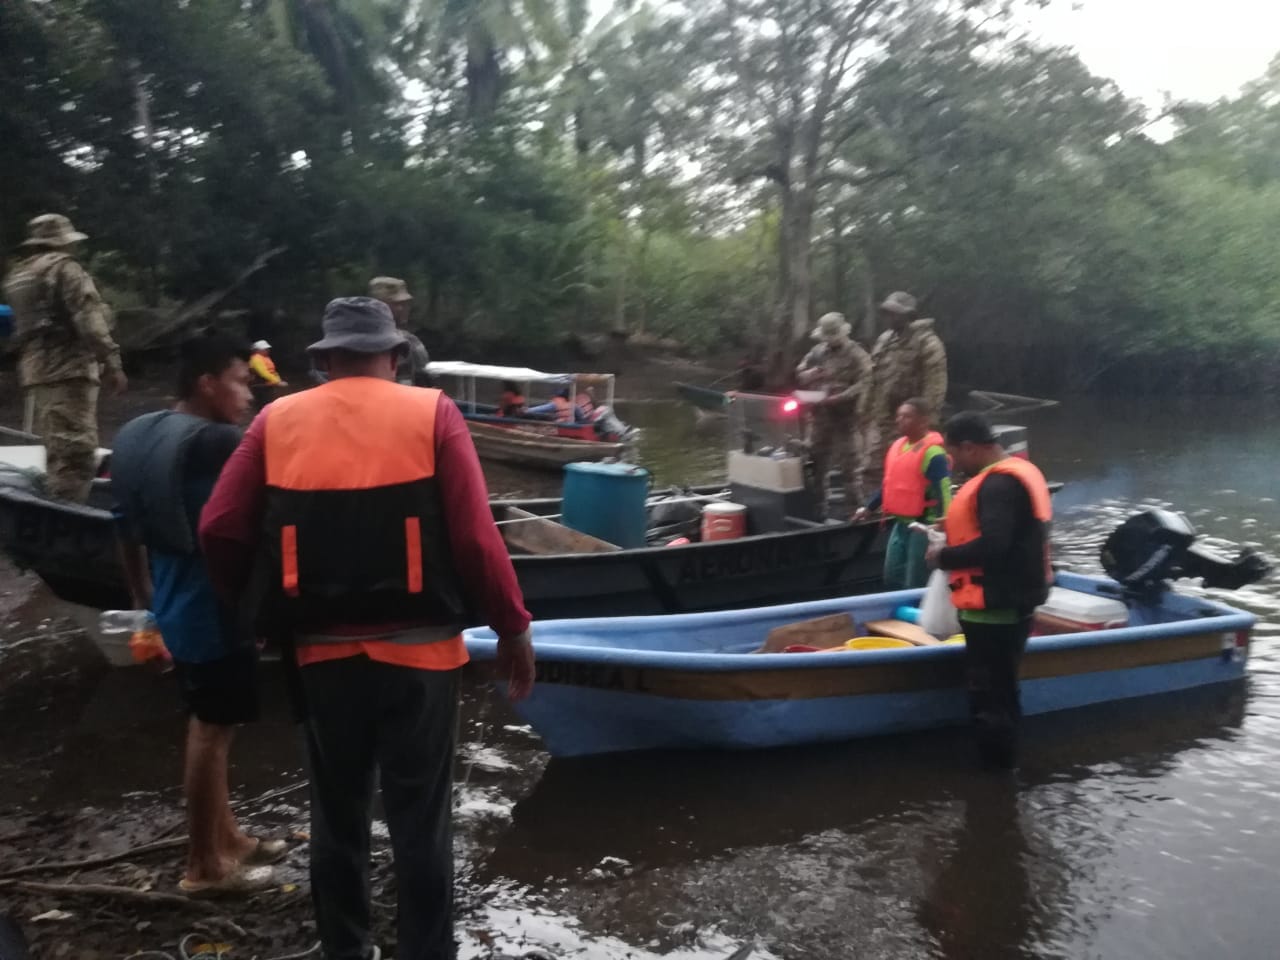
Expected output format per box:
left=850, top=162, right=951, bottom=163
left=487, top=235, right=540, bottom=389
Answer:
left=782, top=399, right=800, bottom=414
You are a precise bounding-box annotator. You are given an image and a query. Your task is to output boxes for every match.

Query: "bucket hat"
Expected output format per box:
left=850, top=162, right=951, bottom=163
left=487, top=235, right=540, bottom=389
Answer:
left=307, top=297, right=408, bottom=354
left=878, top=291, right=917, bottom=315
left=20, top=214, right=87, bottom=249
left=811, top=311, right=852, bottom=341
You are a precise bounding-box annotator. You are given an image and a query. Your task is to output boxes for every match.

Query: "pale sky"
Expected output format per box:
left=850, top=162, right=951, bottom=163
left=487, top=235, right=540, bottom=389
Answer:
left=1028, top=0, right=1280, bottom=106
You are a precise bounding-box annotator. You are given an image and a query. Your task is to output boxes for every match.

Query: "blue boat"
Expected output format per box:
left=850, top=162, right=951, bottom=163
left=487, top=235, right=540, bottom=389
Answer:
left=465, top=572, right=1255, bottom=757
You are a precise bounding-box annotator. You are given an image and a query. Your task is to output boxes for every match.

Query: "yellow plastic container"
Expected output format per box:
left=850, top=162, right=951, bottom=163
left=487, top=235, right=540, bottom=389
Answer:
left=843, top=637, right=914, bottom=651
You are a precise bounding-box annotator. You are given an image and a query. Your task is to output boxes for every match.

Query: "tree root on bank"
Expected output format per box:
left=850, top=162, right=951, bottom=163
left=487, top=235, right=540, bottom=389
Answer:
left=1, top=781, right=309, bottom=880
left=0, top=878, right=223, bottom=913
left=0, top=837, right=187, bottom=879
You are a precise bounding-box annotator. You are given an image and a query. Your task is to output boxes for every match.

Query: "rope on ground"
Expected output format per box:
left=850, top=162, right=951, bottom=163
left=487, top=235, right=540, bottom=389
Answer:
left=0, top=837, right=187, bottom=879
left=0, top=878, right=223, bottom=913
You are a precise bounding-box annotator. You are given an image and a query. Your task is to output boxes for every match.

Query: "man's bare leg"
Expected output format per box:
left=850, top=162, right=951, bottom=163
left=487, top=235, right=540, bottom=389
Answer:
left=184, top=718, right=248, bottom=882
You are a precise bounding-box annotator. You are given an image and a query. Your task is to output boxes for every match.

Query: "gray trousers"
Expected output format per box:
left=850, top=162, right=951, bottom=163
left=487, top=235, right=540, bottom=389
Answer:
left=302, top=658, right=460, bottom=960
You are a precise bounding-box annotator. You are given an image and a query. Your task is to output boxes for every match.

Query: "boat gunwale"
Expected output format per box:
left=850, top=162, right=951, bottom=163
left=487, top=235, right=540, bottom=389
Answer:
left=465, top=574, right=1255, bottom=673
left=465, top=419, right=626, bottom=452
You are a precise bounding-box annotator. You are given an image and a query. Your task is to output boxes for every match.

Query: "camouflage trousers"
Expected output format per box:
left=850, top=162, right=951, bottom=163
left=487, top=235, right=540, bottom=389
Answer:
left=809, top=413, right=865, bottom=515
left=28, top=380, right=99, bottom=503
left=869, top=398, right=906, bottom=475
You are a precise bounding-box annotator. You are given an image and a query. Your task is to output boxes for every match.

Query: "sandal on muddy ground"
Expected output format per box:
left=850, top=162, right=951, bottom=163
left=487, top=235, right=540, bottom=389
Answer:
left=179, top=864, right=276, bottom=898
left=240, top=837, right=290, bottom=865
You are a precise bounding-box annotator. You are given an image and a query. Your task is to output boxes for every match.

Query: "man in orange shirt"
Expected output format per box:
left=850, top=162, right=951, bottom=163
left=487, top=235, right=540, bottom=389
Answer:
left=200, top=297, right=534, bottom=960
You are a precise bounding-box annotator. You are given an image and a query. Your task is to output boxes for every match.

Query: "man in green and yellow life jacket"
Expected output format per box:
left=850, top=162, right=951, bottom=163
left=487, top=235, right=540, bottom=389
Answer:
left=926, top=411, right=1052, bottom=769
left=854, top=398, right=951, bottom=590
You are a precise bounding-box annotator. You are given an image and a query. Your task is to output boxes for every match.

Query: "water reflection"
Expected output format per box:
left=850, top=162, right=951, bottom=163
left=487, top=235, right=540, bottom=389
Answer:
left=916, top=776, right=1036, bottom=960
left=477, top=687, right=1246, bottom=959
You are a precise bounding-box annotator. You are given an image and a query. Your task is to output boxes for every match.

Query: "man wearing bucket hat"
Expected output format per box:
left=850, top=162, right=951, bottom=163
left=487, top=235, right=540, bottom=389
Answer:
left=3, top=214, right=127, bottom=502
left=870, top=291, right=947, bottom=469
left=796, top=311, right=873, bottom=516
left=369, top=276, right=431, bottom=387
left=200, top=296, right=534, bottom=960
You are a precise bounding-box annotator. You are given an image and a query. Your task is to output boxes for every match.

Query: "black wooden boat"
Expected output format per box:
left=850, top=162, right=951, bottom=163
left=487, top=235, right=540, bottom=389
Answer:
left=0, top=472, right=887, bottom=621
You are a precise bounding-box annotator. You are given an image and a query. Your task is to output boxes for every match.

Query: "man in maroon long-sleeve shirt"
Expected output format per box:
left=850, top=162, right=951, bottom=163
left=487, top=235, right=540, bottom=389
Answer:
left=200, top=297, right=533, bottom=960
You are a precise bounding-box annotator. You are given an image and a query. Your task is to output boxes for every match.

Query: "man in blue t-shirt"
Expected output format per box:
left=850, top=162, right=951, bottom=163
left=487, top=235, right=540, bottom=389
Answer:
left=112, top=334, right=282, bottom=895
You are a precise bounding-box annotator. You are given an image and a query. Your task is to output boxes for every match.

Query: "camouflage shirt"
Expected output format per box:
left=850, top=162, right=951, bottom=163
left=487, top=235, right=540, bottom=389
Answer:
left=397, top=330, right=431, bottom=385
left=4, top=252, right=123, bottom=387
left=871, top=318, right=947, bottom=415
left=798, top=337, right=873, bottom=419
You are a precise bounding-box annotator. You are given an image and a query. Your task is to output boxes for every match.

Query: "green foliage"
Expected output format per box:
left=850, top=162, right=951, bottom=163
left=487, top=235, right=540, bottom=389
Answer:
left=3, top=0, right=1280, bottom=390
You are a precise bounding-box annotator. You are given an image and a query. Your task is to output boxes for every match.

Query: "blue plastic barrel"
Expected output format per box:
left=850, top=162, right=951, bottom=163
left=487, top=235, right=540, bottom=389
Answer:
left=561, top=462, right=651, bottom=548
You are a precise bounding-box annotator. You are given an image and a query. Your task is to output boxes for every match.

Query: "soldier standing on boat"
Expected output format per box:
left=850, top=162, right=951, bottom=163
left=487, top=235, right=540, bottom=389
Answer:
left=796, top=312, right=873, bottom=517
left=369, top=276, right=431, bottom=386
left=870, top=291, right=947, bottom=467
left=3, top=214, right=127, bottom=502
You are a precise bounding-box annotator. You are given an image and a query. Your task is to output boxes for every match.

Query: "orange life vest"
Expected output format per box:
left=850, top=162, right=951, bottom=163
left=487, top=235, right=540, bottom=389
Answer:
left=551, top=395, right=574, bottom=422
left=260, top=378, right=467, bottom=650
left=575, top=392, right=595, bottom=418
left=945, top=457, right=1052, bottom=610
left=881, top=431, right=945, bottom=518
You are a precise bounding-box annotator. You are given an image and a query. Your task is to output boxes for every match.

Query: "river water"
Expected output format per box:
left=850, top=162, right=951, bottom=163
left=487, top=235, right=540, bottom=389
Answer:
left=1, top=391, right=1278, bottom=959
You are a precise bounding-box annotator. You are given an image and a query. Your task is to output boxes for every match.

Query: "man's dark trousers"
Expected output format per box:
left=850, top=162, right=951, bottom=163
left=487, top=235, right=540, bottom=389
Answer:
left=959, top=618, right=1032, bottom=768
left=302, top=657, right=459, bottom=960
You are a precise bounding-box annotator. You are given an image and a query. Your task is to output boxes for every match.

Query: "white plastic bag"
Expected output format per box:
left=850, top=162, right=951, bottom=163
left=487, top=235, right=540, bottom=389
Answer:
left=919, top=568, right=960, bottom=639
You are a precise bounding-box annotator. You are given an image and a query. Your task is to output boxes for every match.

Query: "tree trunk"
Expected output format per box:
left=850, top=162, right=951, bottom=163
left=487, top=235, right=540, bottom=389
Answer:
left=859, top=250, right=876, bottom=346
left=613, top=226, right=628, bottom=333
left=635, top=229, right=650, bottom=336
left=129, top=58, right=160, bottom=306
left=829, top=209, right=846, bottom=318
left=774, top=188, right=816, bottom=385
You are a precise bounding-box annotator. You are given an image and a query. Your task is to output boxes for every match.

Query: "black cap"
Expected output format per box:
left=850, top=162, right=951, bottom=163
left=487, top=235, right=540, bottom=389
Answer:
left=944, top=411, right=997, bottom=445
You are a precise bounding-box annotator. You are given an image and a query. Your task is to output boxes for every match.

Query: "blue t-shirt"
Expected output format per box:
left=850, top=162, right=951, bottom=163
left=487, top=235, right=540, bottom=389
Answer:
left=113, top=417, right=242, bottom=663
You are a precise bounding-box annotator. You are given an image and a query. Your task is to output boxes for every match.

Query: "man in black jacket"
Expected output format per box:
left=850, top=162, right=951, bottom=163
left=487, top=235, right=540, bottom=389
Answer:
left=926, top=412, right=1052, bottom=768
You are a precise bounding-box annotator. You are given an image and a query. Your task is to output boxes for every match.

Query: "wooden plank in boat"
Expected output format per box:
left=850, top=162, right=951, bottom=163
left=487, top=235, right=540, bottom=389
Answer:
left=864, top=619, right=945, bottom=646
left=755, top=613, right=854, bottom=653
left=500, top=506, right=620, bottom=555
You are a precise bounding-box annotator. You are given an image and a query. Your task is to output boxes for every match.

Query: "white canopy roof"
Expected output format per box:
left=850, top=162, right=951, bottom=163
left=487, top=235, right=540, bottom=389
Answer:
left=426, top=361, right=613, bottom=386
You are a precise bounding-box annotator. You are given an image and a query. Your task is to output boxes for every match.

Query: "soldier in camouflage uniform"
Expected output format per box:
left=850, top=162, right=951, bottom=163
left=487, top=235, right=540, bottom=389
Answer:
left=4, top=215, right=127, bottom=502
left=796, top=311, right=873, bottom=516
left=870, top=291, right=947, bottom=467
left=369, top=276, right=431, bottom=386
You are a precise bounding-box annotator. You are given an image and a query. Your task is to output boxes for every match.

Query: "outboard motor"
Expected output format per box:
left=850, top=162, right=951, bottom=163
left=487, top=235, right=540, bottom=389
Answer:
left=1101, top=509, right=1272, bottom=602
left=591, top=405, right=634, bottom=441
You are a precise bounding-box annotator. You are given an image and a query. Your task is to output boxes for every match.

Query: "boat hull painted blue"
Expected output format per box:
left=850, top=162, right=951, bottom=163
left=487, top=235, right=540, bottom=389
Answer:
left=466, top=573, right=1253, bottom=756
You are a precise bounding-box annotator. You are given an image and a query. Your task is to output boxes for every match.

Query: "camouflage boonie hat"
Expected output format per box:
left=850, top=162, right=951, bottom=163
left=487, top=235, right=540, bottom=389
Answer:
left=879, top=291, right=917, bottom=315
left=369, top=276, right=413, bottom=303
left=811, top=311, right=852, bottom=341
left=21, top=214, right=88, bottom=249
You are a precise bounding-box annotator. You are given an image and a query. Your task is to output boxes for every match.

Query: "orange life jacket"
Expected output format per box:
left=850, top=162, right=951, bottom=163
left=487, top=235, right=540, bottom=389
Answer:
left=575, top=392, right=595, bottom=417
left=260, top=378, right=467, bottom=648
left=945, top=457, right=1052, bottom=610
left=551, top=395, right=574, bottom=422
left=881, top=431, right=945, bottom=518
